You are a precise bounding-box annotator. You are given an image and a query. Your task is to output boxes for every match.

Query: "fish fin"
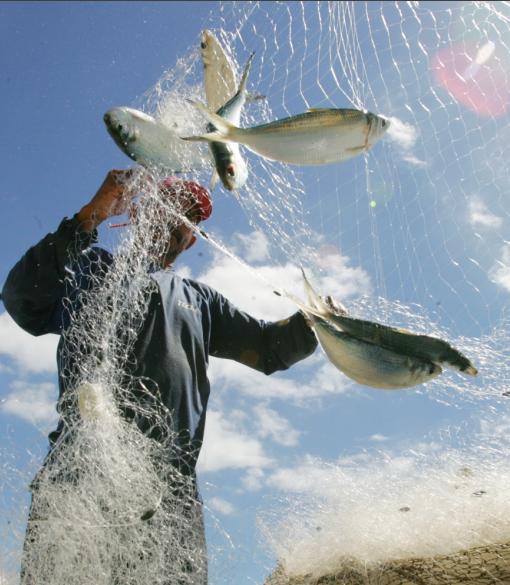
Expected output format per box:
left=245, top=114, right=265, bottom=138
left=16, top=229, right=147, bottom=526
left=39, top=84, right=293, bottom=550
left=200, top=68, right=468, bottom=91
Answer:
left=186, top=99, right=240, bottom=136
left=276, top=288, right=318, bottom=321
left=301, top=268, right=349, bottom=317
left=237, top=52, right=255, bottom=95
left=209, top=170, right=220, bottom=190
left=246, top=93, right=266, bottom=103
left=301, top=268, right=330, bottom=316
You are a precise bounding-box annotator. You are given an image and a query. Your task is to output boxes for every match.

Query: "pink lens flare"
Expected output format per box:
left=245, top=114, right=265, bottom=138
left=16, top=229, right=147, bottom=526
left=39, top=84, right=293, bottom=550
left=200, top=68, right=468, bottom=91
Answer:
left=431, top=41, right=510, bottom=118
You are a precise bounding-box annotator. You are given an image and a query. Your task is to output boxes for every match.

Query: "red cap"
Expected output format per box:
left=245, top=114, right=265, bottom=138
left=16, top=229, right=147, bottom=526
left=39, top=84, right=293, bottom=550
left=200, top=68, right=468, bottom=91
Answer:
left=159, top=177, right=212, bottom=223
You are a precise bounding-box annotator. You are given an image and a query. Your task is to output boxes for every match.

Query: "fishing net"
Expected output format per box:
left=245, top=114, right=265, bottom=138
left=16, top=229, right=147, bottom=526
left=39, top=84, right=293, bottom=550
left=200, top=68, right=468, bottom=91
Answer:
left=2, top=2, right=510, bottom=585
left=4, top=177, right=210, bottom=585
left=197, top=2, right=510, bottom=583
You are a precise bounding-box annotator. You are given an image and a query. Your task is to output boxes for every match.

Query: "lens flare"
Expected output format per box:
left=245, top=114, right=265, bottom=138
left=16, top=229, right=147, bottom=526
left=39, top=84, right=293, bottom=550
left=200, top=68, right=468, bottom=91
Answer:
left=431, top=40, right=510, bottom=118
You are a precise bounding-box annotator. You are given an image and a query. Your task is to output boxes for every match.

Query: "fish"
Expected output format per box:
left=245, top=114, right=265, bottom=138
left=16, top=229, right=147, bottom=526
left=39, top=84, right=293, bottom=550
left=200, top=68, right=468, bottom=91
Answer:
left=206, top=53, right=255, bottom=191
left=200, top=30, right=237, bottom=113
left=312, top=316, right=442, bottom=389
left=182, top=104, right=390, bottom=166
left=301, top=269, right=478, bottom=377
left=103, top=107, right=207, bottom=173
left=280, top=282, right=441, bottom=390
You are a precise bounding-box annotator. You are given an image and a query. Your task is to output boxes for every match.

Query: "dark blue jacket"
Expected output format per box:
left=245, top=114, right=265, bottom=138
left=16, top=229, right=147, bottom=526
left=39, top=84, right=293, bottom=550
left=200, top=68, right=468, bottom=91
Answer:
left=2, top=217, right=317, bottom=473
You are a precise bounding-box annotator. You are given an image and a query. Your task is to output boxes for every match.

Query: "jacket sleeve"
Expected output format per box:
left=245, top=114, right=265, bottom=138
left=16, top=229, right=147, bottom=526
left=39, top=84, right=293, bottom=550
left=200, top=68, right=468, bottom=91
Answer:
left=209, top=291, right=318, bottom=375
left=1, top=216, right=99, bottom=336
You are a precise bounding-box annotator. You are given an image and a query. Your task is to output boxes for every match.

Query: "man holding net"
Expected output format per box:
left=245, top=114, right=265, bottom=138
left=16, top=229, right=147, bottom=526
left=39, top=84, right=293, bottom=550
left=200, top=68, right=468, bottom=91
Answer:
left=2, top=169, right=318, bottom=585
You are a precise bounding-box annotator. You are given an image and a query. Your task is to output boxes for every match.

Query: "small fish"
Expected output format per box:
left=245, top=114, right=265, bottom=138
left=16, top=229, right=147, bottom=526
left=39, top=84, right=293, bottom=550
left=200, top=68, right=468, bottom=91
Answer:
left=302, top=269, right=478, bottom=377
left=104, top=107, right=206, bottom=173
left=201, top=30, right=237, bottom=113
left=206, top=53, right=255, bottom=191
left=313, top=315, right=441, bottom=389
left=182, top=104, right=390, bottom=166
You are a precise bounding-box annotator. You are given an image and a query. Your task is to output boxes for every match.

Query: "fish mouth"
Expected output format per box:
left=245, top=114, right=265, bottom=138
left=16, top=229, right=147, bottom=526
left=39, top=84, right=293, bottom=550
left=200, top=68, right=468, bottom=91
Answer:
left=376, top=114, right=391, bottom=135
left=104, top=112, right=137, bottom=151
left=367, top=113, right=391, bottom=139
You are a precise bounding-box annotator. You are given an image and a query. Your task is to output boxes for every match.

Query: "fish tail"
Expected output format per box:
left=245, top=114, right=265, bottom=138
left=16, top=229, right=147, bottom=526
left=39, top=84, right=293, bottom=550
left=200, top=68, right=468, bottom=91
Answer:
left=209, top=170, right=220, bottom=190
left=301, top=267, right=347, bottom=319
left=183, top=100, right=242, bottom=143
left=275, top=288, right=318, bottom=321
left=301, top=268, right=334, bottom=316
left=238, top=52, right=255, bottom=95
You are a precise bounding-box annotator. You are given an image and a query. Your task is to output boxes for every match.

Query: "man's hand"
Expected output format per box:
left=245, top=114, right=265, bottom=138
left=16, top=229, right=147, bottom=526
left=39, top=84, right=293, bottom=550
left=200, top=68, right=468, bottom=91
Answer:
left=76, top=169, right=138, bottom=233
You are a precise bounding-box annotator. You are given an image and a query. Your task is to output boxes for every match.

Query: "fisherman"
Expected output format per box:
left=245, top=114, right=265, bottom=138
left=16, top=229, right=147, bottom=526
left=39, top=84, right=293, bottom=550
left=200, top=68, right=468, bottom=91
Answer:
left=1, top=169, right=318, bottom=584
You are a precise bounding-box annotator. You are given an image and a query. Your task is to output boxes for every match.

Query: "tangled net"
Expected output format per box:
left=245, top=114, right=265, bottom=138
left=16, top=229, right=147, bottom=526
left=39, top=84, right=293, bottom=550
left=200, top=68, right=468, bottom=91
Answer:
left=3, top=2, right=510, bottom=585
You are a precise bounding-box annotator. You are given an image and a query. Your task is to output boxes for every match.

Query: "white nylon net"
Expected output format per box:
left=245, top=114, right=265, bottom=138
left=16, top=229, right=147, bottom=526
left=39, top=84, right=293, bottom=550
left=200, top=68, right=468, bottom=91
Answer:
left=3, top=2, right=510, bottom=584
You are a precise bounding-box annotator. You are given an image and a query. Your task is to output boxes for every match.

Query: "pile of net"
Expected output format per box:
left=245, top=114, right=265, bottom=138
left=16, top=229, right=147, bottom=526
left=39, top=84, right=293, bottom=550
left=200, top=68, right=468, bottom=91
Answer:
left=266, top=542, right=510, bottom=585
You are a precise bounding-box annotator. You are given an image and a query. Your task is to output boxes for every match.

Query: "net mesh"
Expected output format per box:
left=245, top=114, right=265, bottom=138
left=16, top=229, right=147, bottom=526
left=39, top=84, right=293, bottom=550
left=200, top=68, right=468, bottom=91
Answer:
left=3, top=1, right=510, bottom=584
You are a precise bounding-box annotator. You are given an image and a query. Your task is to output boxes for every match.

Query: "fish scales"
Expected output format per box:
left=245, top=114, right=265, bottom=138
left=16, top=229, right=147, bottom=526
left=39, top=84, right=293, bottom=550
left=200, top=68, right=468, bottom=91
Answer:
left=300, top=268, right=477, bottom=377
left=184, top=102, right=389, bottom=166
left=241, top=109, right=367, bottom=134
left=315, top=318, right=441, bottom=389
left=201, top=30, right=237, bottom=112
left=328, top=313, right=476, bottom=374
left=205, top=52, right=254, bottom=191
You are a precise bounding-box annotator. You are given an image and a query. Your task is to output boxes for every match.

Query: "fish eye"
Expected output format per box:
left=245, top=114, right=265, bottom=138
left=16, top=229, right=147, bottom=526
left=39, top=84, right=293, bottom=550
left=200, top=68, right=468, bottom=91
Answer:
left=200, top=42, right=207, bottom=49
left=381, top=119, right=387, bottom=127
left=227, top=164, right=235, bottom=176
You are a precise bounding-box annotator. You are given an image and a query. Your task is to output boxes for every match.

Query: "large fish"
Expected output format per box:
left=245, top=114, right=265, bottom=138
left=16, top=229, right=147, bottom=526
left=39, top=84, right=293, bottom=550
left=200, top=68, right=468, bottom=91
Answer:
left=206, top=53, right=255, bottom=191
left=103, top=107, right=206, bottom=173
left=182, top=104, right=390, bottom=166
left=301, top=269, right=478, bottom=378
left=201, top=30, right=237, bottom=112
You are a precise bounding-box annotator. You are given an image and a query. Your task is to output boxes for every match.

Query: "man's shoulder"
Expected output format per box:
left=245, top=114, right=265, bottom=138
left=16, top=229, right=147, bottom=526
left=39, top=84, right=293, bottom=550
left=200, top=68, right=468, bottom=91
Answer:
left=151, top=270, right=219, bottom=300
left=179, top=274, right=219, bottom=300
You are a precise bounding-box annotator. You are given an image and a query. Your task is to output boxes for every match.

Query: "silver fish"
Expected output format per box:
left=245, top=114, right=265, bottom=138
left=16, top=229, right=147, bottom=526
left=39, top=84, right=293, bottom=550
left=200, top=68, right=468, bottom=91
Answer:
left=302, top=269, right=478, bottom=378
left=206, top=53, right=255, bottom=191
left=182, top=104, right=390, bottom=166
left=313, top=316, right=441, bottom=389
left=201, top=30, right=237, bottom=113
left=282, top=279, right=441, bottom=390
left=104, top=107, right=206, bottom=173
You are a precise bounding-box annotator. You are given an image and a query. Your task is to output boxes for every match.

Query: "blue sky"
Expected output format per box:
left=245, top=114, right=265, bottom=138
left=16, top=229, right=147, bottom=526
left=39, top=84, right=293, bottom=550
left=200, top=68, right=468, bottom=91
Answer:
left=2, top=2, right=510, bottom=584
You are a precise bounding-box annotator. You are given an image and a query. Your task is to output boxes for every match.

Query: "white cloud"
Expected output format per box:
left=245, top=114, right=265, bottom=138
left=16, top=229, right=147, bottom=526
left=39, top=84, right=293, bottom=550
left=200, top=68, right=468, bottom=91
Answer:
left=1, top=381, right=58, bottom=431
left=241, top=468, right=265, bottom=491
left=235, top=231, right=271, bottom=263
left=207, top=496, right=235, bottom=516
left=387, top=117, right=418, bottom=150
left=386, top=117, right=427, bottom=167
left=370, top=433, right=389, bottom=442
left=208, top=356, right=351, bottom=403
left=266, top=456, right=340, bottom=494
left=468, top=196, right=503, bottom=229
left=401, top=154, right=428, bottom=167
left=0, top=312, right=58, bottom=374
left=490, top=245, right=510, bottom=292
left=197, top=232, right=371, bottom=321
left=198, top=410, right=273, bottom=473
left=0, top=363, right=14, bottom=374
left=253, top=404, right=301, bottom=447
